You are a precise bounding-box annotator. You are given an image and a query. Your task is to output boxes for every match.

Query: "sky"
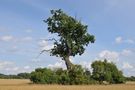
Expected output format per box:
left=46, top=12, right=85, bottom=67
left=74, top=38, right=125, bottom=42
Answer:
left=0, top=0, right=135, bottom=76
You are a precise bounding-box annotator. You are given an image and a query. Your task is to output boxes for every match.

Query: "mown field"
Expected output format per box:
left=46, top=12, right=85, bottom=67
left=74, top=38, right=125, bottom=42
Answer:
left=0, top=79, right=135, bottom=90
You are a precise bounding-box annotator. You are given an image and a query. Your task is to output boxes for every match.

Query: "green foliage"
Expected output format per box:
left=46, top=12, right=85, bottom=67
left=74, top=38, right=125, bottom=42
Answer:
left=17, top=73, right=30, bottom=79
left=44, top=9, right=95, bottom=70
left=91, top=60, right=125, bottom=84
left=68, top=65, right=88, bottom=84
left=45, top=9, right=95, bottom=57
left=30, top=60, right=126, bottom=85
left=55, top=68, right=70, bottom=85
left=30, top=65, right=96, bottom=85
left=0, top=73, right=7, bottom=79
left=126, top=76, right=135, bottom=81
left=0, top=73, right=30, bottom=79
left=30, top=68, right=58, bottom=84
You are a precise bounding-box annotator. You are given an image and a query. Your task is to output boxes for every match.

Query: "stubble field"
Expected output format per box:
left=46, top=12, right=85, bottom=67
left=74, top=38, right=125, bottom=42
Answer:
left=0, top=79, right=135, bottom=90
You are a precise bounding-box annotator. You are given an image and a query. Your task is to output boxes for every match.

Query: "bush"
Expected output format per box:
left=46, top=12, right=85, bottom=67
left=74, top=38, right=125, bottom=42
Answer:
left=55, top=68, right=70, bottom=85
left=30, top=60, right=125, bottom=85
left=91, top=60, right=125, bottom=84
left=126, top=76, right=135, bottom=81
left=30, top=68, right=58, bottom=84
left=30, top=65, right=93, bottom=85
left=68, top=65, right=89, bottom=85
left=17, top=73, right=30, bottom=79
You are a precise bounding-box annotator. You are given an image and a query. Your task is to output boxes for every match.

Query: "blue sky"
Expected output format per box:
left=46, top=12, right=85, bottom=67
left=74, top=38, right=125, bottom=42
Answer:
left=0, top=0, right=135, bottom=76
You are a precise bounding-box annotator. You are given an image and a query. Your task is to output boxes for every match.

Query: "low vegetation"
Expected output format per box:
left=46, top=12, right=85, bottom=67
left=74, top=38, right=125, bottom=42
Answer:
left=91, top=60, right=125, bottom=84
left=30, top=60, right=125, bottom=85
left=1, top=60, right=134, bottom=85
left=0, top=73, right=30, bottom=79
left=125, top=76, right=135, bottom=81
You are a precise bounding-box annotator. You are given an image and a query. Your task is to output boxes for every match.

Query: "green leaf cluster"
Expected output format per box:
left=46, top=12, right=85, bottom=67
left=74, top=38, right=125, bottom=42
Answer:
left=45, top=9, right=95, bottom=59
left=91, top=60, right=125, bottom=84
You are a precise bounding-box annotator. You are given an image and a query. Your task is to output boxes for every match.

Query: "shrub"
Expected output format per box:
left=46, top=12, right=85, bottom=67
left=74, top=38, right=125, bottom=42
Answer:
left=30, top=60, right=125, bottom=85
left=30, top=65, right=93, bottom=85
left=30, top=68, right=58, bottom=84
left=91, top=60, right=125, bottom=84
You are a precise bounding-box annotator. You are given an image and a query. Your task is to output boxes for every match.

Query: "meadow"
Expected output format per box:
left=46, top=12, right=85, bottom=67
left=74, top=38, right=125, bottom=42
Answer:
left=0, top=79, right=135, bottom=90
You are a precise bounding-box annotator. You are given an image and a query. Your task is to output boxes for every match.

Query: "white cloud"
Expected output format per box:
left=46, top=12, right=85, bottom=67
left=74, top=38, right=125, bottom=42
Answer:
left=48, top=60, right=66, bottom=69
left=38, top=40, right=47, bottom=46
left=115, top=36, right=134, bottom=44
left=0, top=60, right=14, bottom=69
left=42, top=45, right=54, bottom=51
left=0, top=35, right=35, bottom=55
left=21, top=37, right=33, bottom=42
left=31, top=58, right=42, bottom=63
left=38, top=40, right=54, bottom=51
left=0, top=35, right=33, bottom=43
left=99, top=50, right=119, bottom=62
left=121, top=49, right=132, bottom=56
left=0, top=60, right=32, bottom=74
left=5, top=66, right=32, bottom=74
left=5, top=65, right=32, bottom=74
left=5, top=67, right=19, bottom=71
left=115, top=37, right=122, bottom=44
left=80, top=61, right=92, bottom=71
left=125, top=39, right=134, bottom=44
left=8, top=46, right=19, bottom=53
left=24, top=66, right=30, bottom=69
left=98, top=49, right=134, bottom=62
left=122, top=62, right=134, bottom=69
left=0, top=35, right=14, bottom=42
left=97, top=49, right=135, bottom=76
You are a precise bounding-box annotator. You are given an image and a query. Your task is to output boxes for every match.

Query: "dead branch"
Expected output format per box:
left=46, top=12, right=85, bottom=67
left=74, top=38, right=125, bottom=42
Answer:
left=36, top=49, right=51, bottom=58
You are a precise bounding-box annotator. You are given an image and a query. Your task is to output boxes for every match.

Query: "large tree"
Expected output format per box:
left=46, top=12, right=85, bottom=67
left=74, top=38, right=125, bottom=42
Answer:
left=43, top=9, right=95, bottom=70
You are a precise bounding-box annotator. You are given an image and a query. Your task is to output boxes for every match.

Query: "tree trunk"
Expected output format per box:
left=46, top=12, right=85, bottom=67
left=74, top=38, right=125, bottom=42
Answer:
left=64, top=56, right=73, bottom=70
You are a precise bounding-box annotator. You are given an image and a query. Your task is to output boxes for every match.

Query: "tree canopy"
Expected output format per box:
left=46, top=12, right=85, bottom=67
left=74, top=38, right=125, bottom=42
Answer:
left=44, top=9, right=95, bottom=70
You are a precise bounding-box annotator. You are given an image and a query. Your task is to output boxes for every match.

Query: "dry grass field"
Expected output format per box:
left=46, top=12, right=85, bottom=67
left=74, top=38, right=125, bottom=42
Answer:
left=0, top=79, right=135, bottom=90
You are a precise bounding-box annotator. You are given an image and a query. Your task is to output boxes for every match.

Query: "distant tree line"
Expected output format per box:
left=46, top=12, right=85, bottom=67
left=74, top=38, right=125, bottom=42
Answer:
left=125, top=76, right=135, bottom=81
left=0, top=73, right=30, bottom=79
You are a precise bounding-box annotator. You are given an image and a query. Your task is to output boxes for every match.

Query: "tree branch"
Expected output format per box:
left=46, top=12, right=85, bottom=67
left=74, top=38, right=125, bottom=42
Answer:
left=42, top=38, right=58, bottom=43
left=36, top=49, right=51, bottom=58
left=36, top=38, right=57, bottom=58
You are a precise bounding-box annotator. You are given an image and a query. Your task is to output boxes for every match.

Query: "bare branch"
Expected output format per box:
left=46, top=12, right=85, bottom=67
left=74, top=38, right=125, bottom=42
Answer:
left=36, top=38, right=57, bottom=58
left=36, top=49, right=51, bottom=58
left=41, top=38, right=58, bottom=42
